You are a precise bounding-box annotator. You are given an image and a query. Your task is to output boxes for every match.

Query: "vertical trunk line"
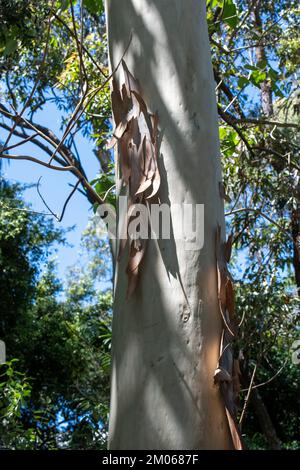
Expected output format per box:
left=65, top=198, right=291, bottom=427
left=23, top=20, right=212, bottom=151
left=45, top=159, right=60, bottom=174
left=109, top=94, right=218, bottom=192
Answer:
left=292, top=208, right=300, bottom=294
left=253, top=0, right=273, bottom=117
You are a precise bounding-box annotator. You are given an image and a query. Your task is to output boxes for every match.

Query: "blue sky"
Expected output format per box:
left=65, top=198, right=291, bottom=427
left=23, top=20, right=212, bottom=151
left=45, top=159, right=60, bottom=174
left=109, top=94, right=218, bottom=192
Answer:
left=1, top=101, right=101, bottom=280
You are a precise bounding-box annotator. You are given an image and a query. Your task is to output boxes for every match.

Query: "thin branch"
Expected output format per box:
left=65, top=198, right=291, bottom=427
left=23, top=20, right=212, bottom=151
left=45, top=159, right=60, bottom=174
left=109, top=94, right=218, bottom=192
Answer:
left=3, top=0, right=55, bottom=149
left=68, top=182, right=87, bottom=198
left=0, top=104, right=71, bottom=165
left=241, top=360, right=287, bottom=393
left=0, top=151, right=103, bottom=205
left=70, top=0, right=88, bottom=93
left=228, top=6, right=255, bottom=47
left=225, top=207, right=293, bottom=240
left=0, top=104, right=91, bottom=182
left=238, top=308, right=247, bottom=328
left=53, top=12, right=108, bottom=78
left=58, top=179, right=81, bottom=221
left=103, top=183, right=116, bottom=202
left=0, top=29, right=134, bottom=210
left=239, top=364, right=257, bottom=426
left=0, top=153, right=76, bottom=171
left=48, top=31, right=133, bottom=164
left=80, top=0, right=85, bottom=79
left=218, top=106, right=254, bottom=157
left=0, top=121, right=66, bottom=167
left=252, top=146, right=300, bottom=172
left=48, top=84, right=89, bottom=164
left=214, top=69, right=245, bottom=118
left=235, top=117, right=299, bottom=129
left=2, top=132, right=39, bottom=152
left=5, top=74, right=17, bottom=111
left=0, top=118, right=103, bottom=206
left=37, top=176, right=81, bottom=222
left=0, top=200, right=55, bottom=218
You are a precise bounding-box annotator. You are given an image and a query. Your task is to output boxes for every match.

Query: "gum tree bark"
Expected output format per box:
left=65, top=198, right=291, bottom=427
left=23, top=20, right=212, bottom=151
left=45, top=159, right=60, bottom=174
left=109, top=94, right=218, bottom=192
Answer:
left=105, top=0, right=232, bottom=449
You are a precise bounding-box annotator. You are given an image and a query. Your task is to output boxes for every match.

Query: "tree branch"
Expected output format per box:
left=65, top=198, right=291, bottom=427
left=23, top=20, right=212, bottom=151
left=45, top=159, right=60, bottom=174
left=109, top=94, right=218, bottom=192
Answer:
left=37, top=176, right=81, bottom=222
left=225, top=207, right=293, bottom=240
left=53, top=12, right=107, bottom=79
left=218, top=106, right=254, bottom=156
left=235, top=117, right=299, bottom=128
left=214, top=69, right=245, bottom=119
left=3, top=0, right=55, bottom=149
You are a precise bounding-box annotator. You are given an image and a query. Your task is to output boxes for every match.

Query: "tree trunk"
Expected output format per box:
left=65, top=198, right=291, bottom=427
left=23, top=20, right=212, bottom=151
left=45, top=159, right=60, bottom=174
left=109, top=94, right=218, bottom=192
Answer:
left=253, top=3, right=300, bottom=296
left=253, top=1, right=273, bottom=117
left=105, top=0, right=232, bottom=450
left=240, top=367, right=281, bottom=450
left=251, top=388, right=282, bottom=450
left=292, top=208, right=300, bottom=294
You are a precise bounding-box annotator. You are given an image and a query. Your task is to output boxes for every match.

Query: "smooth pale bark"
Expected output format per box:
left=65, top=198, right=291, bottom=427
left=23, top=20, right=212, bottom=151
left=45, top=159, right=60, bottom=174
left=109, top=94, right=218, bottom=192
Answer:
left=105, top=0, right=232, bottom=450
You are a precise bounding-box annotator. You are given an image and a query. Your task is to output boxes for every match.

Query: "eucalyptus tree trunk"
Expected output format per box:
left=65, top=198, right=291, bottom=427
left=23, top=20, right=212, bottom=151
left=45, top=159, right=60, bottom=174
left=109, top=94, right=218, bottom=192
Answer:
left=105, top=0, right=233, bottom=449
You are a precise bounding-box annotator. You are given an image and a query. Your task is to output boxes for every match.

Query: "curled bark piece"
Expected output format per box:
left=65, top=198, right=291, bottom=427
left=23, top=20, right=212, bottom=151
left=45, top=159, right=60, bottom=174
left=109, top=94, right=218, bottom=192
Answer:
left=219, top=181, right=232, bottom=203
left=214, top=367, right=232, bottom=383
left=215, top=225, right=244, bottom=450
left=108, top=61, right=160, bottom=297
left=224, top=234, right=233, bottom=263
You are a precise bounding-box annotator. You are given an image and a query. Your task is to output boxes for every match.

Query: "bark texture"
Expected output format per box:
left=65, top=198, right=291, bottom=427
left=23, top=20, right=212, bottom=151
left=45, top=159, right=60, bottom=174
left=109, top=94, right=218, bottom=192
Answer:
left=105, top=0, right=233, bottom=449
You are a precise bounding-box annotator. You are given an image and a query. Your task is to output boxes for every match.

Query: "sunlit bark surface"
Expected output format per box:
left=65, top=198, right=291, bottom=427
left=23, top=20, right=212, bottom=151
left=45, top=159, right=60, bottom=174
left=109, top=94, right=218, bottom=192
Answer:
left=105, top=0, right=232, bottom=450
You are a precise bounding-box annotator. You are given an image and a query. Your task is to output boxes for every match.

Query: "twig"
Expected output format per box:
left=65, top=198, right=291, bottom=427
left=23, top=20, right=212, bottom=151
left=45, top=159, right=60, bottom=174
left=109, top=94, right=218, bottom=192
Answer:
left=37, top=176, right=81, bottom=222
left=235, top=117, right=299, bottom=129
left=238, top=309, right=246, bottom=328
left=53, top=12, right=107, bottom=78
left=70, top=0, right=88, bottom=94
left=239, top=364, right=257, bottom=426
left=252, top=146, right=300, bottom=172
left=2, top=133, right=39, bottom=152
left=48, top=31, right=133, bottom=164
left=58, top=179, right=81, bottom=221
left=225, top=207, right=293, bottom=241
left=102, top=183, right=116, bottom=202
left=3, top=0, right=55, bottom=149
left=0, top=121, right=63, bottom=166
left=240, top=360, right=287, bottom=393
left=0, top=104, right=70, bottom=164
left=218, top=106, right=254, bottom=157
left=0, top=200, right=55, bottom=218
left=0, top=153, right=75, bottom=172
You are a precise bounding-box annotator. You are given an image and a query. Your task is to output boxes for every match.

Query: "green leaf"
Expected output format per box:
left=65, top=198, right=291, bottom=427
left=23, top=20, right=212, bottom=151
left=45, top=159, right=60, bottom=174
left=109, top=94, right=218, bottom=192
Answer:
left=6, top=367, right=14, bottom=377
left=245, top=64, right=257, bottom=71
left=269, top=68, right=279, bottom=81
left=274, top=86, right=284, bottom=98
left=249, top=70, right=267, bottom=87
left=256, top=59, right=267, bottom=70
left=219, top=127, right=229, bottom=140
left=83, top=0, right=104, bottom=15
left=209, top=0, right=223, bottom=7
left=57, top=0, right=69, bottom=10
left=3, top=38, right=18, bottom=56
left=222, top=0, right=238, bottom=29
left=238, top=76, right=249, bottom=88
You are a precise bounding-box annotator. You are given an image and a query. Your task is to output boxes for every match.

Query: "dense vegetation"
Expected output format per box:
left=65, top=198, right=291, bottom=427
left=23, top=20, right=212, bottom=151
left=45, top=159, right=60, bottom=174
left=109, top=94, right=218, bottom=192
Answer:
left=0, top=0, right=299, bottom=449
left=0, top=182, right=111, bottom=448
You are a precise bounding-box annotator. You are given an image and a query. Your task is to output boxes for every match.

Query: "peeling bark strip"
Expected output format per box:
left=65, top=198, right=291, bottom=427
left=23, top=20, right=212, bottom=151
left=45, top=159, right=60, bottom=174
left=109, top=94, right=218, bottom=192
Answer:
left=214, top=225, right=244, bottom=450
left=107, top=61, right=160, bottom=298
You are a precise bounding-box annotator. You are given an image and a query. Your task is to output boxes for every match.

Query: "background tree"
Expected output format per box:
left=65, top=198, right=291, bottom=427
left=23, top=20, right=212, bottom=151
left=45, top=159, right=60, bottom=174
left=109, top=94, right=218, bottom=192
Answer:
left=0, top=182, right=112, bottom=449
left=207, top=0, right=300, bottom=449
